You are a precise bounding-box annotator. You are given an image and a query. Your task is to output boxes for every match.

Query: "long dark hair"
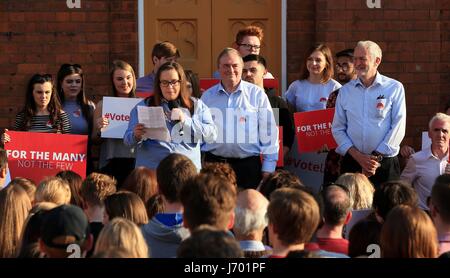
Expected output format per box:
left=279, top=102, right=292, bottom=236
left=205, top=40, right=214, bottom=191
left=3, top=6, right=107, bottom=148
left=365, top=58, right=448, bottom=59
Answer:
left=56, top=64, right=93, bottom=134
left=19, top=74, right=62, bottom=131
left=184, top=70, right=201, bottom=98
left=149, top=62, right=193, bottom=114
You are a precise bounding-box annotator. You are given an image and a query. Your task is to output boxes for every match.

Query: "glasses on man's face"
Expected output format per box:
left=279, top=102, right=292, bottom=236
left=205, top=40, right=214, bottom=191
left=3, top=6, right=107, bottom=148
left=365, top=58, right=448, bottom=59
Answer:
left=238, top=43, right=261, bottom=50
left=335, top=63, right=350, bottom=71
left=160, top=80, right=181, bottom=87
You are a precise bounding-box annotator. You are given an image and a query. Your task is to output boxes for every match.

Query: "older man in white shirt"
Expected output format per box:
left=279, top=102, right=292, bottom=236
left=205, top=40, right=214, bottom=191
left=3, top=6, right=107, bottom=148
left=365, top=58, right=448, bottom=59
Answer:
left=401, top=113, right=450, bottom=210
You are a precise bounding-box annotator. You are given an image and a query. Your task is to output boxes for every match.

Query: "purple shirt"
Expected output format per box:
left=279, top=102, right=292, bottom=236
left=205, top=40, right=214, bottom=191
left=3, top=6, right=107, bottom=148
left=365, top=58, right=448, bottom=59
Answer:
left=136, top=73, right=155, bottom=93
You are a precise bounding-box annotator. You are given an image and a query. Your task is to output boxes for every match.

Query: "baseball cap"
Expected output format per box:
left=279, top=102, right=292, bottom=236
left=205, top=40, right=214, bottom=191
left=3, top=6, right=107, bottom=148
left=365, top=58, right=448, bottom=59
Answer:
left=41, top=205, right=90, bottom=249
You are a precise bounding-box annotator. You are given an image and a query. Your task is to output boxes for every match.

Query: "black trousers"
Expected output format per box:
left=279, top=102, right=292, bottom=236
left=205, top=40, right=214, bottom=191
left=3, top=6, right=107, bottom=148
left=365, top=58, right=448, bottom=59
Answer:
left=203, top=152, right=262, bottom=189
left=341, top=153, right=400, bottom=188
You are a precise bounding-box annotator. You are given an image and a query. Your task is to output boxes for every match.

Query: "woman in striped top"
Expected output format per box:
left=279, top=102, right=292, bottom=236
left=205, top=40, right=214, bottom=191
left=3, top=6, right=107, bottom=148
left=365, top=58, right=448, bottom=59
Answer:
left=1, top=74, right=71, bottom=144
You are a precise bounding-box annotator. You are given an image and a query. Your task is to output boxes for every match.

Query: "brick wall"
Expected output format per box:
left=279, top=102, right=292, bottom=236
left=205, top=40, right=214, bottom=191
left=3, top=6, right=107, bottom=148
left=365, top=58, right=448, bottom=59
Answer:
left=0, top=0, right=138, bottom=128
left=287, top=0, right=450, bottom=150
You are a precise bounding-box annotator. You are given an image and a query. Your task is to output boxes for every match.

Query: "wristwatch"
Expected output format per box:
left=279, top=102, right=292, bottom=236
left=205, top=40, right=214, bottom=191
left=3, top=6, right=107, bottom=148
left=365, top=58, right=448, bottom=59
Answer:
left=371, top=151, right=384, bottom=162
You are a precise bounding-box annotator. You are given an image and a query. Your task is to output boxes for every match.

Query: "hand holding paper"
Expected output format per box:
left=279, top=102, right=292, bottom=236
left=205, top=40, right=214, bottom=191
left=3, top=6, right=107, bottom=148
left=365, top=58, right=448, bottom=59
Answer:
left=137, top=106, right=171, bottom=142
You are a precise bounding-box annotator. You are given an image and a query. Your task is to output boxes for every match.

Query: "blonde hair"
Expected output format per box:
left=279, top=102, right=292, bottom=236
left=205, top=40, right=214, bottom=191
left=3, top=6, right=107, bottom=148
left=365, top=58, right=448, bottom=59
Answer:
left=336, top=173, right=375, bottom=210
left=0, top=186, right=32, bottom=257
left=381, top=205, right=438, bottom=258
left=94, top=218, right=149, bottom=258
left=35, top=177, right=71, bottom=205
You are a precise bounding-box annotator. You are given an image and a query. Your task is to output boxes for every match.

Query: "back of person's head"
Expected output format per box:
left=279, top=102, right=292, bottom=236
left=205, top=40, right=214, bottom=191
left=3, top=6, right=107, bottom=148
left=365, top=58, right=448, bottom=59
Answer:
left=35, top=176, right=71, bottom=205
left=234, top=189, right=269, bottom=238
left=8, top=177, right=36, bottom=203
left=267, top=188, right=320, bottom=246
left=121, top=167, right=158, bottom=204
left=18, top=202, right=58, bottom=257
left=372, top=180, right=418, bottom=222
left=56, top=170, right=84, bottom=208
left=81, top=172, right=117, bottom=208
left=91, top=247, right=139, bottom=258
left=381, top=205, right=438, bottom=258
left=146, top=194, right=165, bottom=219
left=200, top=162, right=237, bottom=189
left=235, top=25, right=264, bottom=44
left=40, top=204, right=92, bottom=258
left=177, top=225, right=243, bottom=258
left=180, top=173, right=237, bottom=231
left=348, top=218, right=382, bottom=257
left=258, top=169, right=305, bottom=200
left=0, top=185, right=31, bottom=257
left=157, top=154, right=197, bottom=203
left=430, top=174, right=450, bottom=223
left=152, top=41, right=180, bottom=60
left=94, top=217, right=148, bottom=258
left=104, top=191, right=149, bottom=226
left=336, top=173, right=374, bottom=210
left=321, top=185, right=352, bottom=226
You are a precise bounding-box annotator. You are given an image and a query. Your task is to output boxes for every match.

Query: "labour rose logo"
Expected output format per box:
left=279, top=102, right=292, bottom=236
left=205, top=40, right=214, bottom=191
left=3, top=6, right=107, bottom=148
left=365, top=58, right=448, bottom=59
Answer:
left=376, top=102, right=384, bottom=110
left=46, top=121, right=53, bottom=129
left=319, top=97, right=327, bottom=103
left=73, top=109, right=81, bottom=117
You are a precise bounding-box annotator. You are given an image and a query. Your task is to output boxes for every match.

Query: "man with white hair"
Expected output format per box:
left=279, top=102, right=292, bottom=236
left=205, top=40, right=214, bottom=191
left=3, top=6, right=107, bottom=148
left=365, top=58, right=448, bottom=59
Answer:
left=401, top=113, right=450, bottom=210
left=332, top=40, right=406, bottom=187
left=234, top=189, right=271, bottom=258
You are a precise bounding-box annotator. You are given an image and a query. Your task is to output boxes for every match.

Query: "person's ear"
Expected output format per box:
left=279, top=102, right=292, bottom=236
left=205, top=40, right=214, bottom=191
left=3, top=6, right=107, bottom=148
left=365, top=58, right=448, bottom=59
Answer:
left=227, top=211, right=235, bottom=230
left=152, top=56, right=158, bottom=66
left=374, top=57, right=382, bottom=67
left=0, top=167, right=6, bottom=179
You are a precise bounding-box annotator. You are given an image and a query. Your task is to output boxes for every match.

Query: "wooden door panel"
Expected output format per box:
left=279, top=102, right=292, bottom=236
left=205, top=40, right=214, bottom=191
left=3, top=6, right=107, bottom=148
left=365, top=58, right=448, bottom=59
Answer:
left=212, top=0, right=281, bottom=78
left=144, top=0, right=211, bottom=77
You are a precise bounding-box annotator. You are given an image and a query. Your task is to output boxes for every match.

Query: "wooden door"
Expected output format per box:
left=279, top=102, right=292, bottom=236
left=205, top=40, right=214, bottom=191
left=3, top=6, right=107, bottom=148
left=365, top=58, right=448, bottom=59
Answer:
left=211, top=0, right=281, bottom=78
left=143, top=0, right=281, bottom=78
left=143, top=0, right=212, bottom=77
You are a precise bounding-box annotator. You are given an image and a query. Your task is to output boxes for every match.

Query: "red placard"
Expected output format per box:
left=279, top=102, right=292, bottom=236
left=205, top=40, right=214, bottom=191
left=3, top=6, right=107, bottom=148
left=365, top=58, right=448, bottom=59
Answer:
left=199, top=79, right=220, bottom=91
left=294, top=108, right=337, bottom=153
left=4, top=131, right=88, bottom=184
left=136, top=91, right=153, bottom=98
left=277, top=126, right=283, bottom=167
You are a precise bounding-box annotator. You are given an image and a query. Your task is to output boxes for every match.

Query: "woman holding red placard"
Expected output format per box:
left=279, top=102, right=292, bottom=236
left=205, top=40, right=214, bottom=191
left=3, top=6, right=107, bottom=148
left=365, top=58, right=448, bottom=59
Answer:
left=1, top=74, right=71, bottom=144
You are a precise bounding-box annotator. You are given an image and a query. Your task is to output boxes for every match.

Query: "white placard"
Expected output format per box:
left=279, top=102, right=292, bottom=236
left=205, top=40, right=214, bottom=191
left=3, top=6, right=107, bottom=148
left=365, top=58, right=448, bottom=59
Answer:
left=101, top=97, right=142, bottom=139
left=421, top=131, right=431, bottom=150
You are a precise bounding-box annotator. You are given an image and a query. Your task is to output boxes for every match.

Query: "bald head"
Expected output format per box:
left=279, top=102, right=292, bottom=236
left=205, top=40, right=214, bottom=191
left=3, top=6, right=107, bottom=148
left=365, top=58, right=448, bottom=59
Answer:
left=323, top=185, right=351, bottom=226
left=236, top=189, right=269, bottom=212
left=234, top=189, right=269, bottom=238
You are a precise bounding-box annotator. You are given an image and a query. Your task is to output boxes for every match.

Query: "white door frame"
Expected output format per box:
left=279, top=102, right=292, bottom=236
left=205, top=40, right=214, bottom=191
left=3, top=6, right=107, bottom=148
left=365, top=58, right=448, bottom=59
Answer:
left=138, top=0, right=287, bottom=93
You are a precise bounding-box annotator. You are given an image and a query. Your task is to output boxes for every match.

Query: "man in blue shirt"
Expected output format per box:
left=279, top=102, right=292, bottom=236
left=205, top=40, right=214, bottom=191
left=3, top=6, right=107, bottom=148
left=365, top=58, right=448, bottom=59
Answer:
left=332, top=40, right=406, bottom=187
left=136, top=41, right=180, bottom=93
left=201, top=48, right=279, bottom=189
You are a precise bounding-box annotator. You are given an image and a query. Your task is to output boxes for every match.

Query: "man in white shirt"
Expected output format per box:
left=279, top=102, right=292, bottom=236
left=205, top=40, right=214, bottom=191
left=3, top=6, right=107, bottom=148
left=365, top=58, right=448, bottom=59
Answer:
left=401, top=113, right=450, bottom=210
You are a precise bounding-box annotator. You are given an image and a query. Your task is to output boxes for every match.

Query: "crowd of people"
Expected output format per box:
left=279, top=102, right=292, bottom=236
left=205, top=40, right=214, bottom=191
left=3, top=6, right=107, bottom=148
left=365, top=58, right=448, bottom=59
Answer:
left=0, top=25, right=450, bottom=259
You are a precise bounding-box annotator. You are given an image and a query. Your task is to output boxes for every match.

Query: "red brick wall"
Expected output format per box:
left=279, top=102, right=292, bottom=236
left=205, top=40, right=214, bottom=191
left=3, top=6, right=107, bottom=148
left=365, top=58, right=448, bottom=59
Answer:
left=287, top=0, right=449, bottom=150
left=0, top=0, right=138, bottom=128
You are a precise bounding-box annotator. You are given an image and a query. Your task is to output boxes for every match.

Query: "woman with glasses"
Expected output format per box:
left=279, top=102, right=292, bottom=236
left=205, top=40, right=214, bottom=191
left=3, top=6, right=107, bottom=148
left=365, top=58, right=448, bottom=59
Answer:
left=92, top=60, right=137, bottom=186
left=57, top=64, right=96, bottom=174
left=1, top=74, right=71, bottom=144
left=124, top=61, right=216, bottom=171
left=285, top=44, right=341, bottom=112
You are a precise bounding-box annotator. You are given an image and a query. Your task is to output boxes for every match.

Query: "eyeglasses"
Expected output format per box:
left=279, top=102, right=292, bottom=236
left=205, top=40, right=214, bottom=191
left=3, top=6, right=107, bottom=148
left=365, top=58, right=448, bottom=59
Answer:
left=335, top=63, right=350, bottom=71
left=160, top=80, right=181, bottom=87
left=238, top=43, right=261, bottom=50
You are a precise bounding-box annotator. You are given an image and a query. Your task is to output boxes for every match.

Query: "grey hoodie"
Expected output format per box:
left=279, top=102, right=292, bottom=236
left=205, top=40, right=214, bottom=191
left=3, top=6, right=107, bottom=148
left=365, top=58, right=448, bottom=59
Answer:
left=141, top=216, right=190, bottom=258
